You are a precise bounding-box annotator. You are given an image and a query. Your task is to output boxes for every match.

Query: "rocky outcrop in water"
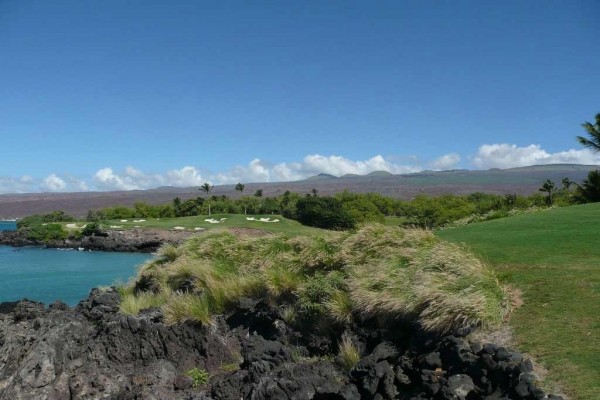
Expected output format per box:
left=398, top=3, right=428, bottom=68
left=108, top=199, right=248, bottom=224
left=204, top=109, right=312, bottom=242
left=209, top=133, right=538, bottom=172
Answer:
left=0, top=229, right=193, bottom=253
left=0, top=289, right=562, bottom=400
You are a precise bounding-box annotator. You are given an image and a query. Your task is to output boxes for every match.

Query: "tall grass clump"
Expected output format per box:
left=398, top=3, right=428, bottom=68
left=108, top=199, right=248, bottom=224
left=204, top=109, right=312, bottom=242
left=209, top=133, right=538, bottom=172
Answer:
left=348, top=228, right=507, bottom=334
left=120, top=289, right=170, bottom=315
left=120, top=226, right=507, bottom=335
left=338, top=335, right=361, bottom=372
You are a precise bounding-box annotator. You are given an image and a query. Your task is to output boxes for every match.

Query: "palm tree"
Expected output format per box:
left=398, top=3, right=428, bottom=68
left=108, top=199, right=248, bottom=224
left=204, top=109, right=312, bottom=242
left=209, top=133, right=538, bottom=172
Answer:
left=561, top=177, right=573, bottom=191
left=539, top=179, right=556, bottom=206
left=235, top=183, right=247, bottom=214
left=235, top=182, right=245, bottom=195
left=577, top=113, right=600, bottom=153
left=199, top=182, right=214, bottom=215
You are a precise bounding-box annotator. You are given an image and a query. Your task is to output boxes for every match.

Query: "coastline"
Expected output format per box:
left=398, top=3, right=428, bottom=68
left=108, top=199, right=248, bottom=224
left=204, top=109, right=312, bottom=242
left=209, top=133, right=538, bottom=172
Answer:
left=0, top=228, right=194, bottom=253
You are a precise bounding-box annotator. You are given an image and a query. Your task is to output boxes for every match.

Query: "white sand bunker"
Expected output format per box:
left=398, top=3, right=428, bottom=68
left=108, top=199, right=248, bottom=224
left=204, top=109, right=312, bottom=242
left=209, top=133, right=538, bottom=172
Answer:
left=133, top=219, right=146, bottom=223
left=173, top=226, right=186, bottom=230
left=246, top=217, right=280, bottom=223
left=109, top=225, right=123, bottom=228
left=194, top=227, right=205, bottom=231
left=120, top=219, right=128, bottom=222
left=204, top=218, right=227, bottom=224
left=66, top=223, right=87, bottom=229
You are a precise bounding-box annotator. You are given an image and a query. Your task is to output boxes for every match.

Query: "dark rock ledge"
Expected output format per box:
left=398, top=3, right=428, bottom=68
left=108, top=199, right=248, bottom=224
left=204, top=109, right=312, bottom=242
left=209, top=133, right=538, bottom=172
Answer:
left=0, top=289, right=563, bottom=400
left=0, top=229, right=193, bottom=253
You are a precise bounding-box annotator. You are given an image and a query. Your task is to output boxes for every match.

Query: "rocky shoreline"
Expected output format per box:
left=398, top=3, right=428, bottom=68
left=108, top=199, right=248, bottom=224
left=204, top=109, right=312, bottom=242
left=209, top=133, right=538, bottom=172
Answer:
left=0, top=288, right=562, bottom=400
left=0, top=229, right=194, bottom=253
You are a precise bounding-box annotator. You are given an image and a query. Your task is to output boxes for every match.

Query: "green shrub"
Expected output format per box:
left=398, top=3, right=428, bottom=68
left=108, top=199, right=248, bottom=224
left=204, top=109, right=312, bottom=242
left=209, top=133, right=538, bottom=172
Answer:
left=576, top=169, right=600, bottom=203
left=295, top=196, right=356, bottom=230
left=17, top=211, right=75, bottom=229
left=186, top=367, right=209, bottom=388
left=81, top=222, right=107, bottom=237
left=25, top=223, right=68, bottom=242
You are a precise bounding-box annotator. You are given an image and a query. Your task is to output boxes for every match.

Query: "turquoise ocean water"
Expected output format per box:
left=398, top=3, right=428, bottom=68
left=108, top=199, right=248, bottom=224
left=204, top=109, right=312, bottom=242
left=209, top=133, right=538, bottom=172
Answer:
left=0, top=221, right=151, bottom=305
left=0, top=221, right=17, bottom=231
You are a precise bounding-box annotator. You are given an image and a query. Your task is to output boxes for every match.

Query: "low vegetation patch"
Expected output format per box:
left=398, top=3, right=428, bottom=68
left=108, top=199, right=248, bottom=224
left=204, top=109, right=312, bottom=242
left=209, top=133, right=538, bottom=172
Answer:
left=186, top=367, right=209, bottom=389
left=438, top=203, right=600, bottom=399
left=120, top=224, right=507, bottom=335
left=338, top=335, right=361, bottom=372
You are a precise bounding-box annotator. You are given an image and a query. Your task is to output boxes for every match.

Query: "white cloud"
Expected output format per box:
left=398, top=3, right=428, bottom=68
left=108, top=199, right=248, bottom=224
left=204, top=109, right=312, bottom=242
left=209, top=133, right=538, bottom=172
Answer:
left=92, top=166, right=205, bottom=191
left=208, top=154, right=424, bottom=184
left=472, top=144, right=600, bottom=169
left=41, top=174, right=67, bottom=192
left=4, top=146, right=596, bottom=194
left=301, top=154, right=419, bottom=176
left=94, top=167, right=137, bottom=190
left=430, top=153, right=461, bottom=170
left=164, top=166, right=204, bottom=187
left=0, top=176, right=35, bottom=194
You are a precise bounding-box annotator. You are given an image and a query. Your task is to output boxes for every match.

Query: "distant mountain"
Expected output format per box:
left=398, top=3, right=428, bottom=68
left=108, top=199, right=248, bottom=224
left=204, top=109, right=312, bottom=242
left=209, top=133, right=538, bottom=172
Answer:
left=304, top=173, right=338, bottom=181
left=504, top=164, right=597, bottom=172
left=0, top=164, right=597, bottom=218
left=366, top=170, right=393, bottom=177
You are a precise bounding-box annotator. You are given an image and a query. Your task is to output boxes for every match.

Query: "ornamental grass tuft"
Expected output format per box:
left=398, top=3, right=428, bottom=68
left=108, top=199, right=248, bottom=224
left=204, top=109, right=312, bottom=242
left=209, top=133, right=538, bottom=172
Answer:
left=119, top=225, right=507, bottom=334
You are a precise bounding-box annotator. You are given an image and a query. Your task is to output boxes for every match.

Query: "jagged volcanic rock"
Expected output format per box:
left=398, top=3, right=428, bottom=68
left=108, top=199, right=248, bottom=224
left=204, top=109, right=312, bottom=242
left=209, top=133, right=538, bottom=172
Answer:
left=0, top=289, right=563, bottom=400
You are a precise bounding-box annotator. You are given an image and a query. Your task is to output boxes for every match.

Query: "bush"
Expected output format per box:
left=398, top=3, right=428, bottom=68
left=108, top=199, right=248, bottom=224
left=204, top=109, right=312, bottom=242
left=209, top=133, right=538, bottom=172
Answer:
left=25, top=223, right=68, bottom=242
left=186, top=367, right=209, bottom=388
left=17, top=211, right=75, bottom=229
left=81, top=222, right=107, bottom=237
left=295, top=196, right=356, bottom=230
left=124, top=225, right=507, bottom=335
left=576, top=169, right=600, bottom=203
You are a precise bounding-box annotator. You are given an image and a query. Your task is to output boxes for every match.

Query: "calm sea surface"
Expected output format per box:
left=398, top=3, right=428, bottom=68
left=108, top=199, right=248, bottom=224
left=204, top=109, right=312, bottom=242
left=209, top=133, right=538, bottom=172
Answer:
left=0, top=221, right=17, bottom=231
left=0, top=221, right=151, bottom=305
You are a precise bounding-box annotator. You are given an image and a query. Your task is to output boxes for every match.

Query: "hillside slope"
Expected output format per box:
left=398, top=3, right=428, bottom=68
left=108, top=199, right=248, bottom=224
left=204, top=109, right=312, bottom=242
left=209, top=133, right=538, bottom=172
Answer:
left=0, top=164, right=597, bottom=218
left=437, top=203, right=600, bottom=400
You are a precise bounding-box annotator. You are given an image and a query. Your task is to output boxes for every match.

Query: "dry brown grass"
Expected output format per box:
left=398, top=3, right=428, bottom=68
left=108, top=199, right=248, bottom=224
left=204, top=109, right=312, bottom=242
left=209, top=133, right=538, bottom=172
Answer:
left=120, top=225, right=507, bottom=334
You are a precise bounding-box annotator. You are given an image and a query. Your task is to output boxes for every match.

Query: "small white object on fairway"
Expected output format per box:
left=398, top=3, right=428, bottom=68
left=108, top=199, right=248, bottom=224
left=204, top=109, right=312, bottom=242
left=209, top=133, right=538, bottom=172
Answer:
left=246, top=217, right=280, bottom=223
left=204, top=218, right=227, bottom=224
left=66, top=223, right=87, bottom=229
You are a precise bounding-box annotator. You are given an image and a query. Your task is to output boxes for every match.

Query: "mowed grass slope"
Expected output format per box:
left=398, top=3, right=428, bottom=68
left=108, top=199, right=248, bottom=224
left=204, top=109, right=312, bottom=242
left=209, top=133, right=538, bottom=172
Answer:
left=437, top=203, right=600, bottom=400
left=66, top=214, right=320, bottom=236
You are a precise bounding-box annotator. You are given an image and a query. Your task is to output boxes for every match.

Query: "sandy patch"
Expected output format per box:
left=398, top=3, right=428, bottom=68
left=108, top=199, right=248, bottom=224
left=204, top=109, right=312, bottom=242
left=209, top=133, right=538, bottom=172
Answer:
left=204, top=218, right=227, bottom=224
left=246, top=217, right=279, bottom=223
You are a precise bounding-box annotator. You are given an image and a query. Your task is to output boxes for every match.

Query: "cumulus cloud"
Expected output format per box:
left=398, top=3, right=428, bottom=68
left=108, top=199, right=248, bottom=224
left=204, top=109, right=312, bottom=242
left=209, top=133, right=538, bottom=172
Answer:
left=92, top=166, right=204, bottom=191
left=164, top=166, right=204, bottom=187
left=209, top=154, right=424, bottom=184
left=472, top=144, right=600, bottom=169
left=0, top=176, right=36, bottom=194
left=430, top=153, right=461, bottom=170
left=41, top=174, right=67, bottom=192
left=5, top=146, right=597, bottom=194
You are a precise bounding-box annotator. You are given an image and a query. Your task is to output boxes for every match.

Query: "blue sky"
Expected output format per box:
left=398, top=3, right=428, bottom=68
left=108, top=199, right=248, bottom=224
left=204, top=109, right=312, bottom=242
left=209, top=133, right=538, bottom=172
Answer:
left=1, top=0, right=599, bottom=192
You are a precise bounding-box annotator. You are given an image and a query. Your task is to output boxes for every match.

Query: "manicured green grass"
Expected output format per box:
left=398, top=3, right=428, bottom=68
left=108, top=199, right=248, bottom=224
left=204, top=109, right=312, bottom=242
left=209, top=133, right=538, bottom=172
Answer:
left=64, top=214, right=320, bottom=236
left=437, top=203, right=600, bottom=400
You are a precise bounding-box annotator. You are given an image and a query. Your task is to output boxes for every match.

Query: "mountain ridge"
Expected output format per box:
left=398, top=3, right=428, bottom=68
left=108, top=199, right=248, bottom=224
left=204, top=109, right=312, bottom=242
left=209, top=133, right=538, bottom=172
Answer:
left=0, top=163, right=597, bottom=218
